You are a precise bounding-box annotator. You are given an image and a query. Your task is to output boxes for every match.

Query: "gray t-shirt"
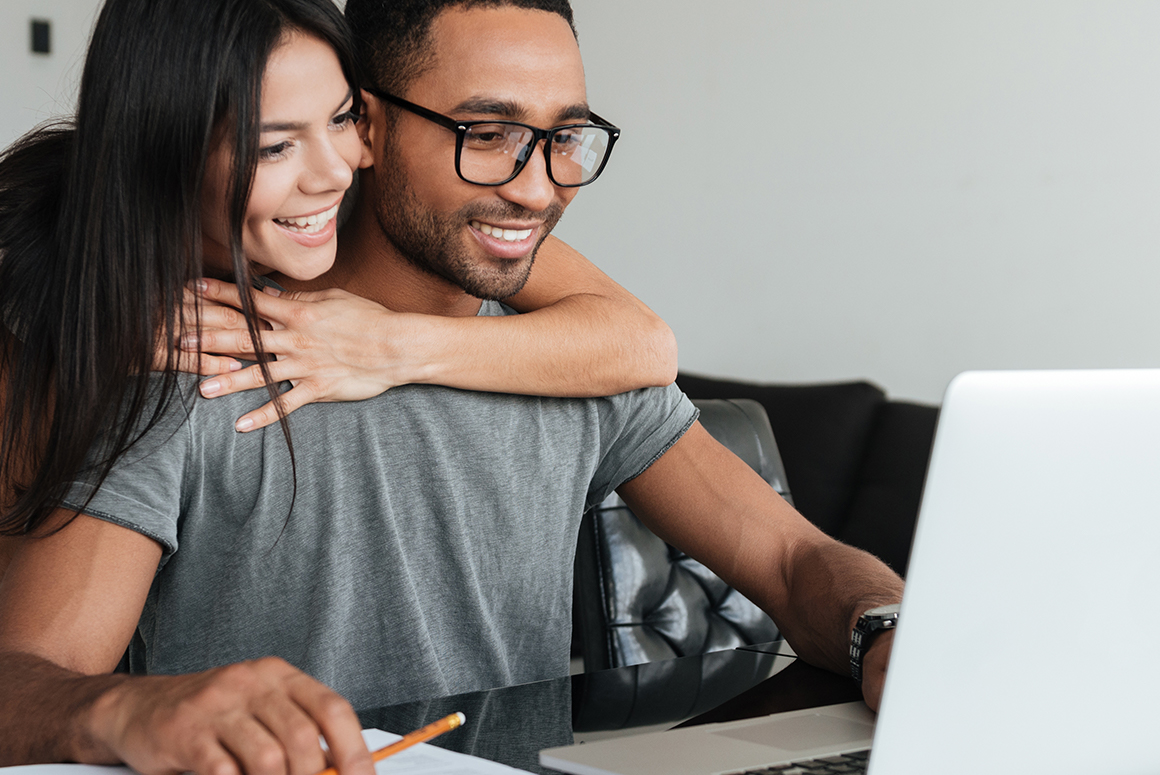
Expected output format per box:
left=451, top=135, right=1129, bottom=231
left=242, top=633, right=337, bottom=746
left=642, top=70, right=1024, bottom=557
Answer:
left=66, top=301, right=697, bottom=708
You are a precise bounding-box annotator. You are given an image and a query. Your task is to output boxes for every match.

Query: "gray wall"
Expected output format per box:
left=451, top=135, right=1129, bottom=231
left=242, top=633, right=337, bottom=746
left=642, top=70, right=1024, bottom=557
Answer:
left=5, top=1, right=1159, bottom=403
left=0, top=0, right=100, bottom=147
left=562, top=0, right=1160, bottom=402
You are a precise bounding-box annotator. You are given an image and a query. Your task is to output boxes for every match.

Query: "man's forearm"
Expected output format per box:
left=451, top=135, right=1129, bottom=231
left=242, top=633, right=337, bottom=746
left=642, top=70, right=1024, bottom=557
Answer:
left=777, top=537, right=904, bottom=677
left=0, top=651, right=126, bottom=765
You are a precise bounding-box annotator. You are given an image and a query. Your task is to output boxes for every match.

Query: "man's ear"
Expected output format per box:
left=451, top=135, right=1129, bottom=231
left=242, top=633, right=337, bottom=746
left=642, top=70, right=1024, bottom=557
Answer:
left=357, top=88, right=376, bottom=169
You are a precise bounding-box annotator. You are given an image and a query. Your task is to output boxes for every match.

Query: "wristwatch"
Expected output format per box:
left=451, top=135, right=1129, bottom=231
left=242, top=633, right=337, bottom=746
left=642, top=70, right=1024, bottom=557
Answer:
left=850, top=603, right=900, bottom=684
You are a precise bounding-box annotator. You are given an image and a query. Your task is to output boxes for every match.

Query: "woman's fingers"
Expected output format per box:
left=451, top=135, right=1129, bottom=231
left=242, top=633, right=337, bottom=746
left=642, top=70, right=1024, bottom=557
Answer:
left=153, top=337, right=242, bottom=376
left=183, top=328, right=299, bottom=358
left=199, top=361, right=297, bottom=399
left=184, top=280, right=405, bottom=431
left=193, top=278, right=341, bottom=326
left=232, top=385, right=322, bottom=433
left=191, top=301, right=246, bottom=331
left=181, top=353, right=244, bottom=377
left=196, top=365, right=329, bottom=432
left=232, top=387, right=317, bottom=433
left=193, top=278, right=248, bottom=311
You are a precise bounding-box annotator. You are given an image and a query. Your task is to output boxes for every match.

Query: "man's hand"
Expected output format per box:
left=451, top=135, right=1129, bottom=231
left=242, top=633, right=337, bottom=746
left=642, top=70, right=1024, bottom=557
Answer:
left=858, top=631, right=894, bottom=712
left=1, top=519, right=369, bottom=774
left=183, top=279, right=424, bottom=432
left=89, top=657, right=374, bottom=775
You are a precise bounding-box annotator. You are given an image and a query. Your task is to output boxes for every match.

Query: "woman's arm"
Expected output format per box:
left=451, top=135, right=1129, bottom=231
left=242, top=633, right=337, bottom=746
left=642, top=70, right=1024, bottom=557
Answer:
left=495, top=236, right=677, bottom=391
left=189, top=236, right=678, bottom=431
left=401, top=235, right=677, bottom=394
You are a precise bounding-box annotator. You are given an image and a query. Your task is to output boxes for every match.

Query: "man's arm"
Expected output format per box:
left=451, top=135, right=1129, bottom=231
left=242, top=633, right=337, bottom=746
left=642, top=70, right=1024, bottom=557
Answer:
left=0, top=513, right=373, bottom=775
left=616, top=422, right=904, bottom=710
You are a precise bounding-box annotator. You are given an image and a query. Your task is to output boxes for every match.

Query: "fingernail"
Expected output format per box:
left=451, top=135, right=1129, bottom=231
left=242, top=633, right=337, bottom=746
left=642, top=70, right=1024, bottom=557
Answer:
left=263, top=286, right=281, bottom=297
left=228, top=360, right=242, bottom=372
left=200, top=380, right=221, bottom=396
left=180, top=335, right=199, bottom=349
left=235, top=417, right=254, bottom=432
left=193, top=279, right=208, bottom=292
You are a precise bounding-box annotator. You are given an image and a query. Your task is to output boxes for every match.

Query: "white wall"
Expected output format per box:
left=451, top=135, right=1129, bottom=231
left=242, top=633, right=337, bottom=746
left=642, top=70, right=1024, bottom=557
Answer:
left=561, top=0, right=1160, bottom=402
left=0, top=0, right=101, bottom=147
left=4, top=1, right=1159, bottom=403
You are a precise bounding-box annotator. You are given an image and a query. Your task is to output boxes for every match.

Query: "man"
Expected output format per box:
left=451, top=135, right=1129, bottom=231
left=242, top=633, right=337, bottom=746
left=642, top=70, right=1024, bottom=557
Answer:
left=0, top=2, right=903, bottom=774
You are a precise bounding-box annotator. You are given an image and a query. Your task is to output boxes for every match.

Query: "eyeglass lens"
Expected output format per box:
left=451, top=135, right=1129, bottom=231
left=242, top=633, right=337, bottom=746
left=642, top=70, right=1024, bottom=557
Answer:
left=460, top=123, right=612, bottom=186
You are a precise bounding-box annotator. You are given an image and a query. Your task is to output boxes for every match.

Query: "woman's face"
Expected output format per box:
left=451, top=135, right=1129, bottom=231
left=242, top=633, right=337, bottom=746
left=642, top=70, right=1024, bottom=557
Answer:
left=200, top=32, right=369, bottom=280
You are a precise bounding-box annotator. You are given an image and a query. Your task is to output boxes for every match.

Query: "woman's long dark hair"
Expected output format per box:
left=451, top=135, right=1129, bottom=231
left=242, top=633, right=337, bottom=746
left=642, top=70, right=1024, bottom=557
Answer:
left=0, top=0, right=360, bottom=536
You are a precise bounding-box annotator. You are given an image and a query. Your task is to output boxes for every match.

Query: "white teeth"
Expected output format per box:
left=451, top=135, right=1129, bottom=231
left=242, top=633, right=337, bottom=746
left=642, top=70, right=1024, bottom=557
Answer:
left=470, top=220, right=534, bottom=242
left=276, top=203, right=339, bottom=234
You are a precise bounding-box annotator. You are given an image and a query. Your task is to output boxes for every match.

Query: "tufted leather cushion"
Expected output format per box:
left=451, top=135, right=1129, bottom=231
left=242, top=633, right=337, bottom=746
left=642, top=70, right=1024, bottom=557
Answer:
left=574, top=399, right=791, bottom=671
left=675, top=372, right=937, bottom=576
left=676, top=373, right=885, bottom=536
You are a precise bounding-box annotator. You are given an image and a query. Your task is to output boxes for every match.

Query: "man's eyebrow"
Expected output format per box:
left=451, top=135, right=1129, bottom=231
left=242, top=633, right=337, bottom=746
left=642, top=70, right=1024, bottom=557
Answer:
left=450, top=97, right=592, bottom=125
left=558, top=104, right=592, bottom=123
left=260, top=88, right=355, bottom=132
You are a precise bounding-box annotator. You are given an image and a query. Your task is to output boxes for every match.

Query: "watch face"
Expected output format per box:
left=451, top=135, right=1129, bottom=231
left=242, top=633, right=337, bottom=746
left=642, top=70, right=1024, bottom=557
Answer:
left=865, top=603, right=901, bottom=618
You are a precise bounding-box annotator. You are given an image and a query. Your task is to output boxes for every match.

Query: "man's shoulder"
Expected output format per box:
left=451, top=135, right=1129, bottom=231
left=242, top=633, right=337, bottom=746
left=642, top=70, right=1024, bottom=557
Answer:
left=594, top=381, right=693, bottom=417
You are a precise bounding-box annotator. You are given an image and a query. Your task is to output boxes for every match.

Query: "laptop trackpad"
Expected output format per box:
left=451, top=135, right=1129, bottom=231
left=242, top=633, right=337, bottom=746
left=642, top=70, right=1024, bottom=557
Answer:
left=714, top=713, right=876, bottom=752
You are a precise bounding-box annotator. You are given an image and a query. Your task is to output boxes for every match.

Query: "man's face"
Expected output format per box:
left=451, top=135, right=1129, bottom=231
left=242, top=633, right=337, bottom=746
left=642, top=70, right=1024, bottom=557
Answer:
left=368, top=6, right=586, bottom=300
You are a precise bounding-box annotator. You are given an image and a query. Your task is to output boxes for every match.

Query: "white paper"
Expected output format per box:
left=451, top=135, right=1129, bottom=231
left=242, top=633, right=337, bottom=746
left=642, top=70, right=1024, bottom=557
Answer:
left=0, top=729, right=533, bottom=775
left=361, top=729, right=532, bottom=775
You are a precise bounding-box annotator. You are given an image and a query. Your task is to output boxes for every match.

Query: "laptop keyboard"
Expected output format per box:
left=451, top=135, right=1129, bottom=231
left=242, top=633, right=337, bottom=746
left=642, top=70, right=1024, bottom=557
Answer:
left=726, top=749, right=870, bottom=774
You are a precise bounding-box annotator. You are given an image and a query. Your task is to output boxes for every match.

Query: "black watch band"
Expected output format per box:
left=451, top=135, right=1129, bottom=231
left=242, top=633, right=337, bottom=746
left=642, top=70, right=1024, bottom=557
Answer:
left=850, top=603, right=900, bottom=684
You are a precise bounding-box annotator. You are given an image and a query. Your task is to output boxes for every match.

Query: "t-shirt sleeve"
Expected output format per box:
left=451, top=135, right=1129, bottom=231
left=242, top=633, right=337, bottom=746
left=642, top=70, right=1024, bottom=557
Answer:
left=585, top=382, right=699, bottom=510
left=59, top=388, right=193, bottom=562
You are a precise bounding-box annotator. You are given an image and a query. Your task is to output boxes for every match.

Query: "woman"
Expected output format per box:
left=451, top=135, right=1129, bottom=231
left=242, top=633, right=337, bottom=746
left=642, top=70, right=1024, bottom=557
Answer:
left=0, top=0, right=675, bottom=768
left=0, top=0, right=674, bottom=543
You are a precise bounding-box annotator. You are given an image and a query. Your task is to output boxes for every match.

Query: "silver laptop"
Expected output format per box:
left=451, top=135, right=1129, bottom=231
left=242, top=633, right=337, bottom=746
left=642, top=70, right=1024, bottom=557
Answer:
left=542, top=370, right=1160, bottom=775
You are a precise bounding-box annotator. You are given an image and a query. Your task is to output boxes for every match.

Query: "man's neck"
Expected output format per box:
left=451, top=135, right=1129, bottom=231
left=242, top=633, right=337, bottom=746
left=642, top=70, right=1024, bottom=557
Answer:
left=271, top=178, right=483, bottom=318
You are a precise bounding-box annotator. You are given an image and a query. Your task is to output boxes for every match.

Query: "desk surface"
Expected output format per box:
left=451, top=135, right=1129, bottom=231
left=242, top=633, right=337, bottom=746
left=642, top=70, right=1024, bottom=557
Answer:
left=355, top=643, right=863, bottom=774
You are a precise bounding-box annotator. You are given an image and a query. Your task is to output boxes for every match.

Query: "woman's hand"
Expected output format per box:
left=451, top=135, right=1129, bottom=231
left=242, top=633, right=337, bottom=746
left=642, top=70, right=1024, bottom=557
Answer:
left=181, top=236, right=679, bottom=433
left=185, top=278, right=425, bottom=432
left=151, top=286, right=244, bottom=376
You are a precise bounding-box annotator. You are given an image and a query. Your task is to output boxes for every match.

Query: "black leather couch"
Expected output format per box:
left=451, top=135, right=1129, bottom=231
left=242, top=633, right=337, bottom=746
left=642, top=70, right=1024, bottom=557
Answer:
left=570, top=374, right=938, bottom=671
left=676, top=372, right=938, bottom=577
left=574, top=399, right=789, bottom=671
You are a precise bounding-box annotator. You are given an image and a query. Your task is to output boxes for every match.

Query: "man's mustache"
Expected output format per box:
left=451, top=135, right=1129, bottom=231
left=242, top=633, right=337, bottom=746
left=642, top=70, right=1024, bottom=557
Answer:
left=461, top=201, right=565, bottom=225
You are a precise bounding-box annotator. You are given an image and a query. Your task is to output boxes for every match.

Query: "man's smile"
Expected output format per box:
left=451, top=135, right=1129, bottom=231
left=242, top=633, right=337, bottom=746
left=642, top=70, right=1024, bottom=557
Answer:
left=467, top=218, right=541, bottom=260
left=469, top=219, right=534, bottom=242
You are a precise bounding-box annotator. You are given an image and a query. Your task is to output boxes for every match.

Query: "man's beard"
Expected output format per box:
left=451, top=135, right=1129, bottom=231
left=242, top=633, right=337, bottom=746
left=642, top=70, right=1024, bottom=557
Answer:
left=374, top=146, right=565, bottom=301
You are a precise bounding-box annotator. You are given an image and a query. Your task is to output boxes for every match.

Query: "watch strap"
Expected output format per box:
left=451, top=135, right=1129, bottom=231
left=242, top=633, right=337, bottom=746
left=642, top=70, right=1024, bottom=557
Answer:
left=850, top=604, right=900, bottom=684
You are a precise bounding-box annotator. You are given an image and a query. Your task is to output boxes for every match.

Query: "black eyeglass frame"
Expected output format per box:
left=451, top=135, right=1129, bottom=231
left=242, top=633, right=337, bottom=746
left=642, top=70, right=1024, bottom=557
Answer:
left=367, top=87, right=621, bottom=188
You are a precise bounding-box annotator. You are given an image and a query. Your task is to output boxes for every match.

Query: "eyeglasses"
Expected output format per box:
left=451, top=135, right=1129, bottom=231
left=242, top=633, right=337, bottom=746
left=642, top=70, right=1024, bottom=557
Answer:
left=367, top=87, right=620, bottom=188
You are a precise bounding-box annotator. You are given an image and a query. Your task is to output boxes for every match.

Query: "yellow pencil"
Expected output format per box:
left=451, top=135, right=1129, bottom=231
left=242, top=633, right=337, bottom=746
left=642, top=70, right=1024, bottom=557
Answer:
left=315, top=712, right=466, bottom=775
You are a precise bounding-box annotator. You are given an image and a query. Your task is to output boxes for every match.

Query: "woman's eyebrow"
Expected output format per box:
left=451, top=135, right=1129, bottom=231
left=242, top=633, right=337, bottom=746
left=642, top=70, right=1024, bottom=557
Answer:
left=260, top=89, right=355, bottom=132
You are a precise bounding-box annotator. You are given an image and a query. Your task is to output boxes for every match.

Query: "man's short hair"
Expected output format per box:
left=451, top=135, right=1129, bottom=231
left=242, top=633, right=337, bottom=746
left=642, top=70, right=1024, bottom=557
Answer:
left=344, top=0, right=576, bottom=97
